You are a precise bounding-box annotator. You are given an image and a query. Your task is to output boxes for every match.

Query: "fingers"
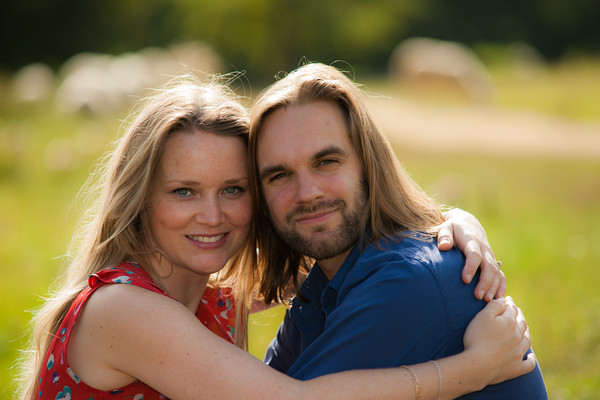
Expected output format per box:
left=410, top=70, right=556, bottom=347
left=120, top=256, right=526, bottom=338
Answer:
left=499, top=297, right=519, bottom=323
left=512, top=297, right=527, bottom=330
left=522, top=351, right=537, bottom=374
left=474, top=250, right=493, bottom=291
left=496, top=272, right=507, bottom=299
left=506, top=298, right=534, bottom=373
left=474, top=252, right=506, bottom=301
left=461, top=255, right=480, bottom=285
left=481, top=296, right=537, bottom=384
left=437, top=221, right=454, bottom=251
left=439, top=209, right=507, bottom=301
left=483, top=297, right=507, bottom=318
left=518, top=325, right=532, bottom=357
left=501, top=297, right=530, bottom=350
left=462, top=240, right=482, bottom=285
left=486, top=267, right=506, bottom=301
left=513, top=299, right=531, bottom=353
left=482, top=272, right=501, bottom=302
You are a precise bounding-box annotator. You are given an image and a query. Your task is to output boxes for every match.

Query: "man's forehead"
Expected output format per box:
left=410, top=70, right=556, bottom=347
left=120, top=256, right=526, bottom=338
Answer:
left=256, top=101, right=354, bottom=160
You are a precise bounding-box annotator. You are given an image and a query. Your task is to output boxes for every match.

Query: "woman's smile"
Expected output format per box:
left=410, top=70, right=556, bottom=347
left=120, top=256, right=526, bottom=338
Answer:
left=186, top=233, right=227, bottom=243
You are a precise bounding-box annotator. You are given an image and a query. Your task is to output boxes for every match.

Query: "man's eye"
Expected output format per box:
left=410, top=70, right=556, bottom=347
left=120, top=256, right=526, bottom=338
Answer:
left=173, top=188, right=192, bottom=197
left=318, top=159, right=338, bottom=166
left=269, top=172, right=289, bottom=183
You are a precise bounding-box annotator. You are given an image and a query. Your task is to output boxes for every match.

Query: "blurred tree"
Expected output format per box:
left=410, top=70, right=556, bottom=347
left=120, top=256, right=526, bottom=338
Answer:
left=172, top=0, right=422, bottom=83
left=406, top=0, right=600, bottom=60
left=0, top=0, right=179, bottom=70
left=1, top=0, right=598, bottom=82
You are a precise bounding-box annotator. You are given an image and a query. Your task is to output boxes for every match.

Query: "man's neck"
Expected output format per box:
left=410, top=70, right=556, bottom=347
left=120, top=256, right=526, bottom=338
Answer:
left=316, top=247, right=353, bottom=280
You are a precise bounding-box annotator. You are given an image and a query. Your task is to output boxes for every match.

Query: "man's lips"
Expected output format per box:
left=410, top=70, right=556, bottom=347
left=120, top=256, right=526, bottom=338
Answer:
left=294, top=209, right=336, bottom=224
left=286, top=200, right=345, bottom=225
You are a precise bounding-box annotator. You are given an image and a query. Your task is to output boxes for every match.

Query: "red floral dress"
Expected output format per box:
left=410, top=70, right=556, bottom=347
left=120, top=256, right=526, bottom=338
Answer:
left=35, top=262, right=237, bottom=399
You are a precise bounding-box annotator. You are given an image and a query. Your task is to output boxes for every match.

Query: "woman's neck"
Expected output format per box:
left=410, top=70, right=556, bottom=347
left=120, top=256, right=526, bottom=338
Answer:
left=149, top=255, right=210, bottom=312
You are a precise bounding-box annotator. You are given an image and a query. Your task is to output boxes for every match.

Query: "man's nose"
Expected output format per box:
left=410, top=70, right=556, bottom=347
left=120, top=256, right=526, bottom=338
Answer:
left=294, top=171, right=324, bottom=203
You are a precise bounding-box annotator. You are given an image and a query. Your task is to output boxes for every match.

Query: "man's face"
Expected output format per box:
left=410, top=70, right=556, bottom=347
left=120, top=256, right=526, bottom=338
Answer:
left=256, top=100, right=367, bottom=273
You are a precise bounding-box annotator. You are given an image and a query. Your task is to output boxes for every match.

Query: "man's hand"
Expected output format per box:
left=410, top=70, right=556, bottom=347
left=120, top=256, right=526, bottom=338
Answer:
left=437, top=208, right=506, bottom=301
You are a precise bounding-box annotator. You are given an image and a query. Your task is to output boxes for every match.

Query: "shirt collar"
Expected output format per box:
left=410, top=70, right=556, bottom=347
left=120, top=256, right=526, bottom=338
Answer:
left=292, top=230, right=370, bottom=315
left=319, top=242, right=362, bottom=315
left=288, top=230, right=372, bottom=346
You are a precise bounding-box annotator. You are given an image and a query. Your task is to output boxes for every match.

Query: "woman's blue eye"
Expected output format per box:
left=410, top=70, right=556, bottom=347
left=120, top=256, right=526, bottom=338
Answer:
left=173, top=188, right=192, bottom=197
left=224, top=186, right=245, bottom=195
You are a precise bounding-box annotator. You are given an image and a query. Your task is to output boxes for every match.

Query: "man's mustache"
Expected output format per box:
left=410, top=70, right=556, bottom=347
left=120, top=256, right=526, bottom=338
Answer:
left=285, top=199, right=346, bottom=224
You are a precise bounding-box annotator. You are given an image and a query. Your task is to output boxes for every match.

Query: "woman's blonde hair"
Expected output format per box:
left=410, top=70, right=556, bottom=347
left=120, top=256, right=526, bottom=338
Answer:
left=249, top=62, right=444, bottom=304
left=16, top=75, right=256, bottom=399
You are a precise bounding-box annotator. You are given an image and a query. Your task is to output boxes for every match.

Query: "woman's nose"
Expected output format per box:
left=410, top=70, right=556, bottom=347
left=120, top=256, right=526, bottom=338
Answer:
left=195, top=197, right=226, bottom=226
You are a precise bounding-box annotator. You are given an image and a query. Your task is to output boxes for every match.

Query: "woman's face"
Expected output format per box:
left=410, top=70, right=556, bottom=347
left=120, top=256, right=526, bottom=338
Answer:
left=147, top=129, right=252, bottom=279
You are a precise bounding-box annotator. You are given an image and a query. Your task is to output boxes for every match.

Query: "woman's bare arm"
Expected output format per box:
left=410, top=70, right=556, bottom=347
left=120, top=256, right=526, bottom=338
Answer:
left=69, top=285, right=534, bottom=400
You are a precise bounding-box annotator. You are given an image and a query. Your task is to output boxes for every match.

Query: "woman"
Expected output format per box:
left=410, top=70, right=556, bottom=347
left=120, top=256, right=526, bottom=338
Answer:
left=17, top=76, right=534, bottom=399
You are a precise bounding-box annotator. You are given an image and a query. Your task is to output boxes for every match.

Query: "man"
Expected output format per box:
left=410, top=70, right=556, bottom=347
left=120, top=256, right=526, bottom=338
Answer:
left=248, top=63, right=547, bottom=398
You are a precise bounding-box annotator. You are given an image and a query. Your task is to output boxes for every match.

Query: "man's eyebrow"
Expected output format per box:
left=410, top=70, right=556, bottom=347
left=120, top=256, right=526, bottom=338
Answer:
left=314, top=145, right=348, bottom=160
left=259, top=164, right=286, bottom=181
left=259, top=146, right=349, bottom=181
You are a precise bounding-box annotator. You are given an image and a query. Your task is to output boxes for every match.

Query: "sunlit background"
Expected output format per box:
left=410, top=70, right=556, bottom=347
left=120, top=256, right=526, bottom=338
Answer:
left=1, top=1, right=599, bottom=399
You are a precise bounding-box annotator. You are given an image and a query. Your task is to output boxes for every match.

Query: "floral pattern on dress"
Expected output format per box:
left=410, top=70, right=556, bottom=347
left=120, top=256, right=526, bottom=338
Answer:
left=35, top=262, right=237, bottom=399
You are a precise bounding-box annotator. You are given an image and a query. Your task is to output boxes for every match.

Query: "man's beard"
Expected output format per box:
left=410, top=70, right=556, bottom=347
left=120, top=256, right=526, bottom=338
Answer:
left=272, top=187, right=368, bottom=261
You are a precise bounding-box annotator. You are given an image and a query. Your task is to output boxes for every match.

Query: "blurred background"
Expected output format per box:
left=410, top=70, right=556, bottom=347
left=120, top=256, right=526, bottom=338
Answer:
left=1, top=0, right=599, bottom=398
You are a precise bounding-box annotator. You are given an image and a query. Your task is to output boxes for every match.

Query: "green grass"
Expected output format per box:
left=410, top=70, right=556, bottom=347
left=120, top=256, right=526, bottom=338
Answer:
left=489, top=57, right=600, bottom=122
left=2, top=59, right=599, bottom=399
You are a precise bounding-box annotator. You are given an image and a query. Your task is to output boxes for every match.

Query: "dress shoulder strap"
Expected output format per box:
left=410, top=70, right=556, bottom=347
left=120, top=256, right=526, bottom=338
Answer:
left=89, top=262, right=172, bottom=299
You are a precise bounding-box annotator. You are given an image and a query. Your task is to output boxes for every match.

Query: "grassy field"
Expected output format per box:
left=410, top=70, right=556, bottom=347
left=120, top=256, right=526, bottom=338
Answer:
left=1, top=59, right=599, bottom=399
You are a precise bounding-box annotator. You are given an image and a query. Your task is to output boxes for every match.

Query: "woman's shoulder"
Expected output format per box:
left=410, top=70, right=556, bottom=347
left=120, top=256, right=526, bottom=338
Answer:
left=65, top=266, right=193, bottom=394
left=82, top=262, right=179, bottom=325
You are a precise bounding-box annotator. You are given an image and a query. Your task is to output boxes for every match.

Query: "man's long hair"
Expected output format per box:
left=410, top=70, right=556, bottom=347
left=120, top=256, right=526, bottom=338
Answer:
left=249, top=62, right=444, bottom=304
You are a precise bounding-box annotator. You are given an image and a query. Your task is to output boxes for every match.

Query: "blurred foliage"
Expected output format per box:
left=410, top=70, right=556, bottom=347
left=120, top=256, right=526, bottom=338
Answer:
left=1, top=0, right=599, bottom=82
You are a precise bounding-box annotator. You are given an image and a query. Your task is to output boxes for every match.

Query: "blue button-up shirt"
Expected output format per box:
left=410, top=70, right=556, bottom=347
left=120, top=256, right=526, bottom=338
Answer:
left=265, top=233, right=547, bottom=399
